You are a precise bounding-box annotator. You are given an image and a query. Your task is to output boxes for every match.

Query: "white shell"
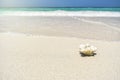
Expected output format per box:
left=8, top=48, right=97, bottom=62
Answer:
left=79, top=44, right=97, bottom=54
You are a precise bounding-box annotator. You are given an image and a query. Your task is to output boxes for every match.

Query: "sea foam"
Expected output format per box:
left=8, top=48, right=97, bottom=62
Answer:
left=0, top=11, right=120, bottom=17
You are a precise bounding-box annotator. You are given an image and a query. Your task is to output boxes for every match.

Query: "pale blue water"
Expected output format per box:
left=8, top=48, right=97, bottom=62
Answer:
left=0, top=8, right=120, bottom=12
left=0, top=8, right=120, bottom=17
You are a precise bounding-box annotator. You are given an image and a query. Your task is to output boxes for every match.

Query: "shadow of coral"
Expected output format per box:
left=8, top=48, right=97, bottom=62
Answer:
left=80, top=52, right=97, bottom=57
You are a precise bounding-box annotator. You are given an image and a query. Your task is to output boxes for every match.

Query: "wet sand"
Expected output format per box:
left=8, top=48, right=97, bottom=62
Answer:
left=0, top=16, right=120, bottom=41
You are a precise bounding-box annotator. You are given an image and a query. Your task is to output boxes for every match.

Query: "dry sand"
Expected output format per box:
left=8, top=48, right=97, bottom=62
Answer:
left=0, top=33, right=120, bottom=80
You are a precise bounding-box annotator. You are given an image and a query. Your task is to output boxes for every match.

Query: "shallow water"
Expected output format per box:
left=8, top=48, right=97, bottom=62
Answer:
left=0, top=16, right=120, bottom=41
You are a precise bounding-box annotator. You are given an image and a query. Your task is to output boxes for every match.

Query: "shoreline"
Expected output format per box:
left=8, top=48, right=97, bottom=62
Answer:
left=0, top=9, right=120, bottom=80
left=0, top=16, right=120, bottom=41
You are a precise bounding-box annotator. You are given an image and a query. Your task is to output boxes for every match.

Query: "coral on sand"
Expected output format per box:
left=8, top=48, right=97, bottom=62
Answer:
left=79, top=44, right=97, bottom=56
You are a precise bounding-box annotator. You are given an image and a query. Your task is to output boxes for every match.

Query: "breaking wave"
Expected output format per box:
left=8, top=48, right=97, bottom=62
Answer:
left=0, top=11, right=120, bottom=17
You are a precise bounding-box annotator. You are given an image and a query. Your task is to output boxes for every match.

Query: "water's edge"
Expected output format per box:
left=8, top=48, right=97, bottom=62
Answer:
left=0, top=16, right=120, bottom=41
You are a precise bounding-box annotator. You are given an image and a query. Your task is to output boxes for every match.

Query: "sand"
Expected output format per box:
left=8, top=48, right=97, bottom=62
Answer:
left=0, top=33, right=120, bottom=80
left=0, top=15, right=120, bottom=80
left=0, top=16, right=120, bottom=41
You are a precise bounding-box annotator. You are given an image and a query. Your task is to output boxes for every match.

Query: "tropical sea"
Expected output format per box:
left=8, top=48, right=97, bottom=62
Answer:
left=0, top=8, right=120, bottom=11
left=0, top=8, right=120, bottom=41
left=0, top=8, right=120, bottom=17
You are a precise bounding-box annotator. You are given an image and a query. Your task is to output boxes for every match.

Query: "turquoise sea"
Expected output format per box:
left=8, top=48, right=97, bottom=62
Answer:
left=0, top=8, right=120, bottom=11
left=0, top=8, right=120, bottom=17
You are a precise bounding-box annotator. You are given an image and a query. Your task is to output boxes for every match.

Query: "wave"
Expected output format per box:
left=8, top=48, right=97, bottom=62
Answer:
left=0, top=11, right=120, bottom=17
left=72, top=16, right=120, bottom=32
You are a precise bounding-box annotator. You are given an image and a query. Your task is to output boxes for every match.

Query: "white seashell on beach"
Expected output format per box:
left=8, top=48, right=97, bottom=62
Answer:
left=79, top=44, right=97, bottom=56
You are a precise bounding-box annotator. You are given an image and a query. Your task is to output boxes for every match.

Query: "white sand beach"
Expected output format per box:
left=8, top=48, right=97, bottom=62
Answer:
left=0, top=16, right=120, bottom=80
left=0, top=32, right=120, bottom=80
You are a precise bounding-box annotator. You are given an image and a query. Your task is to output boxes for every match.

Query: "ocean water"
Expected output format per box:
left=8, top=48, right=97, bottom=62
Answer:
left=0, top=8, right=120, bottom=11
left=0, top=8, right=120, bottom=41
left=0, top=8, right=120, bottom=17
